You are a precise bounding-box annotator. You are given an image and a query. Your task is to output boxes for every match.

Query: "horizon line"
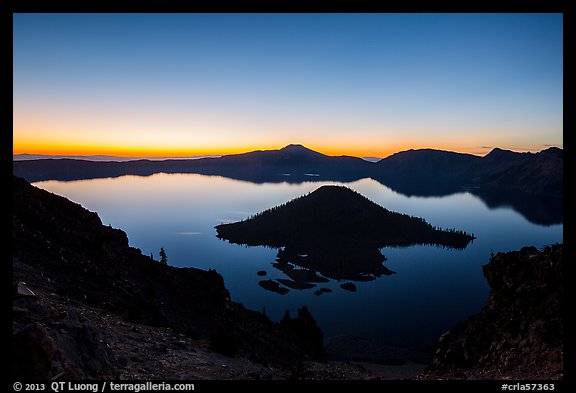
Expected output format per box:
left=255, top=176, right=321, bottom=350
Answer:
left=12, top=143, right=563, bottom=162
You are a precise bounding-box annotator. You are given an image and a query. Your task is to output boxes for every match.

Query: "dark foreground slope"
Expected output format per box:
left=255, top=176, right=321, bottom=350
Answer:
left=424, top=245, right=563, bottom=380
left=12, top=176, right=325, bottom=379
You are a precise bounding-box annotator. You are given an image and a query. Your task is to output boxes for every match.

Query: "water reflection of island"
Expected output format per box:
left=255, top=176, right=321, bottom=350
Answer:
left=215, top=186, right=475, bottom=294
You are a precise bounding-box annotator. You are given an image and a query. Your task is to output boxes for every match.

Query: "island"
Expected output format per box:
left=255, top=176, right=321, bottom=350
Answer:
left=216, top=185, right=475, bottom=290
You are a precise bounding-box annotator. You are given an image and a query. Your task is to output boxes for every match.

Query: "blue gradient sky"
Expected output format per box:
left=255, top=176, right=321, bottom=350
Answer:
left=13, top=13, right=563, bottom=157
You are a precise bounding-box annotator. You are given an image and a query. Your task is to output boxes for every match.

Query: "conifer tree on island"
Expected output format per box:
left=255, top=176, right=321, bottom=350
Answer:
left=159, top=247, right=168, bottom=265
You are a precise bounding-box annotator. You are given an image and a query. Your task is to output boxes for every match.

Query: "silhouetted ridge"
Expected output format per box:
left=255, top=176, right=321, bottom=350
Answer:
left=473, top=147, right=563, bottom=198
left=211, top=145, right=368, bottom=179
left=279, top=144, right=324, bottom=155
left=539, top=146, right=563, bottom=158
left=13, top=145, right=562, bottom=222
left=370, top=147, right=562, bottom=214
left=282, top=143, right=307, bottom=150
left=378, top=148, right=480, bottom=166
left=373, top=149, right=481, bottom=195
left=223, top=144, right=325, bottom=160
left=484, top=147, right=516, bottom=160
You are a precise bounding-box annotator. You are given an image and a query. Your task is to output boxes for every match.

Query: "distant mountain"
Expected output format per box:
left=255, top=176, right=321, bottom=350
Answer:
left=470, top=147, right=563, bottom=198
left=13, top=144, right=562, bottom=204
left=176, top=144, right=372, bottom=182
left=373, top=147, right=562, bottom=199
left=373, top=149, right=482, bottom=196
left=13, top=144, right=372, bottom=184
left=196, top=143, right=362, bottom=168
left=377, top=148, right=481, bottom=174
left=13, top=158, right=160, bottom=182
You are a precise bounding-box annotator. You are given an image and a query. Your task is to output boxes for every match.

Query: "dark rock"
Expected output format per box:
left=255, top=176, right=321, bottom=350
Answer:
left=340, top=283, right=357, bottom=292
left=209, top=323, right=239, bottom=357
left=258, top=279, right=290, bottom=295
left=425, top=244, right=563, bottom=379
left=12, top=312, right=116, bottom=380
left=256, top=270, right=267, bottom=276
left=51, top=310, right=115, bottom=378
left=16, top=282, right=37, bottom=298
left=115, top=356, right=129, bottom=369
left=173, top=341, right=186, bottom=350
left=13, top=323, right=57, bottom=379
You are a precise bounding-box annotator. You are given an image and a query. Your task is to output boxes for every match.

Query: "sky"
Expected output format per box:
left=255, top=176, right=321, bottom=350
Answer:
left=13, top=13, right=563, bottom=158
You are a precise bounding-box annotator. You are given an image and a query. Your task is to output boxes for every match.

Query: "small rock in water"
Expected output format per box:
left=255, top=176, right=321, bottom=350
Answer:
left=340, top=282, right=357, bottom=292
left=256, top=270, right=267, bottom=276
left=258, top=279, right=289, bottom=295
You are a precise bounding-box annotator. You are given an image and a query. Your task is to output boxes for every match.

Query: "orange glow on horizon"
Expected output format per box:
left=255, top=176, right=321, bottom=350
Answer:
left=12, top=139, right=285, bottom=158
left=12, top=144, right=273, bottom=158
left=13, top=116, right=561, bottom=159
left=13, top=142, right=512, bottom=159
left=13, top=135, right=558, bottom=159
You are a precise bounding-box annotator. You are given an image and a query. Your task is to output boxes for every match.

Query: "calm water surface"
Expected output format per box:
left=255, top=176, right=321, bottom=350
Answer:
left=34, top=173, right=562, bottom=349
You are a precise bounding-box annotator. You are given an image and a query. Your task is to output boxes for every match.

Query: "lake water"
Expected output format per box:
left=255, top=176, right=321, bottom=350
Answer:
left=33, top=173, right=562, bottom=352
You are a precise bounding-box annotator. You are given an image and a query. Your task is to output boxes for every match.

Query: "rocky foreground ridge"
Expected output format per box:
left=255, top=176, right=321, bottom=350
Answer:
left=12, top=176, right=327, bottom=379
left=424, top=245, right=563, bottom=380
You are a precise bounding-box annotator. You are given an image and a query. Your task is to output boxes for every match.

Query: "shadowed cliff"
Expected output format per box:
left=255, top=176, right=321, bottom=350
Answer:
left=12, top=176, right=325, bottom=379
left=424, top=245, right=563, bottom=380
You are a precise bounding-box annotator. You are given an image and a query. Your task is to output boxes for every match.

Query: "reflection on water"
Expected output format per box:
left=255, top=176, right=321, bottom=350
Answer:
left=19, top=159, right=563, bottom=226
left=33, top=173, right=562, bottom=349
left=276, top=244, right=393, bottom=281
left=256, top=244, right=395, bottom=294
